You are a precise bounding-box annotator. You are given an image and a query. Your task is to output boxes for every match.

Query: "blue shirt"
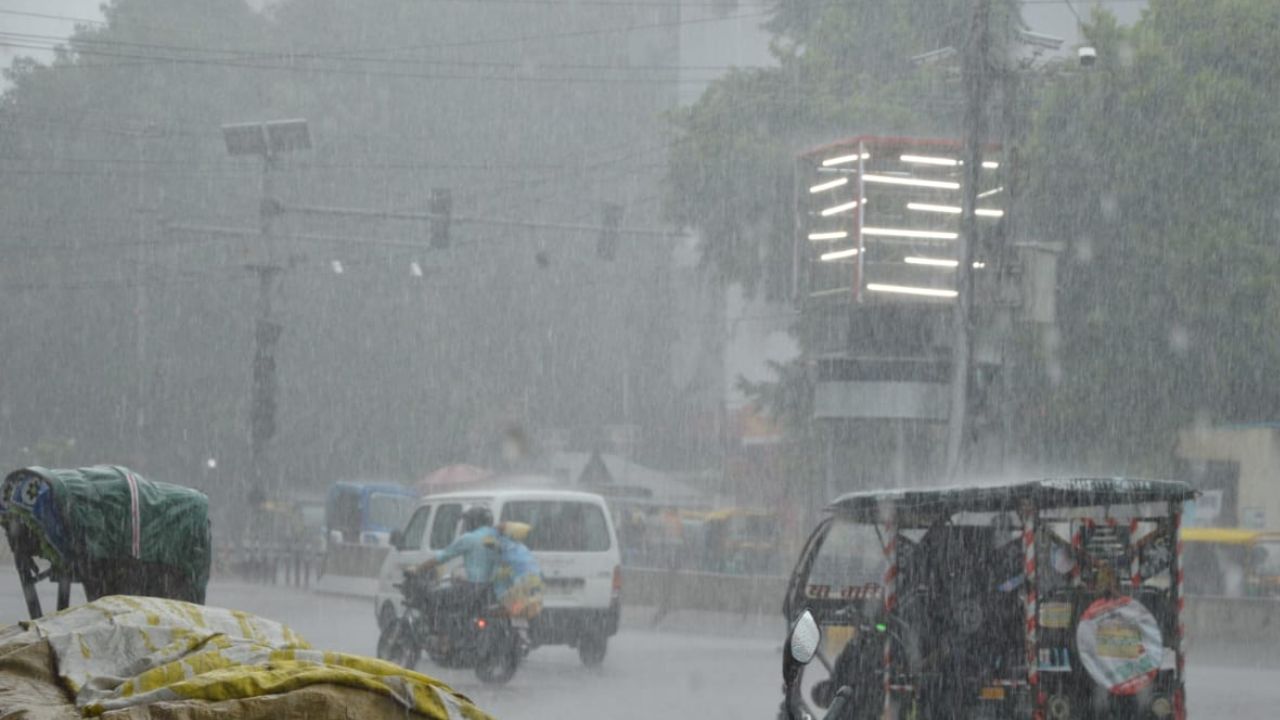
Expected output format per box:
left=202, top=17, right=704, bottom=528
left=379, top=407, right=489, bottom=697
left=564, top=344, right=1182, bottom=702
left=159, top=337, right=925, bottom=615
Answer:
left=433, top=527, right=499, bottom=583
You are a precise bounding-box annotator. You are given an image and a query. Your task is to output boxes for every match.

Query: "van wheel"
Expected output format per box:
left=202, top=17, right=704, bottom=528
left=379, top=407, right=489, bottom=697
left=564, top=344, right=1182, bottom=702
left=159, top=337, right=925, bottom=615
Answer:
left=578, top=633, right=607, bottom=667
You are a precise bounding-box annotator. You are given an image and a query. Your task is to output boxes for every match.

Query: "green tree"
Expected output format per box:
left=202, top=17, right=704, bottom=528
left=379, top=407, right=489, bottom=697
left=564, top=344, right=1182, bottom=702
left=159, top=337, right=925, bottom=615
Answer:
left=1018, top=0, right=1280, bottom=472
left=665, top=0, right=1022, bottom=496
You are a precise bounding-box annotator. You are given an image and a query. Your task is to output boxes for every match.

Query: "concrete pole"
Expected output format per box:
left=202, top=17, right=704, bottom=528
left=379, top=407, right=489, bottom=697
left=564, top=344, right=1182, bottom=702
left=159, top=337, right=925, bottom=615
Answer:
left=945, top=0, right=991, bottom=481
left=250, top=154, right=282, bottom=507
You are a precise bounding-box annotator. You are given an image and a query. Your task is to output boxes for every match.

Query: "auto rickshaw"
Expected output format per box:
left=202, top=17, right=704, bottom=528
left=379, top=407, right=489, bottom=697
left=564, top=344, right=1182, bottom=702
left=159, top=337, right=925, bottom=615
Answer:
left=0, top=465, right=211, bottom=619
left=1181, top=526, right=1280, bottom=598
left=781, top=477, right=1196, bottom=720
left=703, top=507, right=781, bottom=574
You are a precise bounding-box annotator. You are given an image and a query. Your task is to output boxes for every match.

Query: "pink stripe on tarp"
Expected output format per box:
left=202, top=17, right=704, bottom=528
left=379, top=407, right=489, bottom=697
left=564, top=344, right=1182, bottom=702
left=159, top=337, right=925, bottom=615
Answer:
left=125, top=472, right=141, bottom=559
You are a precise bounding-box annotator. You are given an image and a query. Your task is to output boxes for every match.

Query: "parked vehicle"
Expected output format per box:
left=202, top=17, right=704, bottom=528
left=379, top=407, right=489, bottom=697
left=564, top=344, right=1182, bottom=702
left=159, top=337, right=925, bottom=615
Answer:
left=703, top=507, right=781, bottom=575
left=1182, top=526, right=1280, bottom=597
left=376, top=487, right=622, bottom=666
left=0, top=465, right=211, bottom=619
left=780, top=477, right=1196, bottom=720
left=324, top=481, right=416, bottom=547
left=378, top=568, right=526, bottom=684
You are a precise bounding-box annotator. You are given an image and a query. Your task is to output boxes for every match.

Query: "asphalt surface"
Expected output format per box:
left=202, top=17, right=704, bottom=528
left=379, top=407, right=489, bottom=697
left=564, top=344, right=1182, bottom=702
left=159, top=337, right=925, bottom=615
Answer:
left=1, top=570, right=1277, bottom=718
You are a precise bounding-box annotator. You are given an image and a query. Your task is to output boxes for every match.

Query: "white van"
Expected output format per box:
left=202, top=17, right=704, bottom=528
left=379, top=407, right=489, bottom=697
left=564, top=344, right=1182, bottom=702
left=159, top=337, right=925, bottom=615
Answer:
left=375, top=488, right=622, bottom=665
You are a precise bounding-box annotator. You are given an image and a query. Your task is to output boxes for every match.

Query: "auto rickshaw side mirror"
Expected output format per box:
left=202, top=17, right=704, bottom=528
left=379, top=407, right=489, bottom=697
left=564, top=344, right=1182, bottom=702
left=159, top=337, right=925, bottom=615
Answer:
left=783, top=609, right=820, bottom=687
left=389, top=529, right=405, bottom=551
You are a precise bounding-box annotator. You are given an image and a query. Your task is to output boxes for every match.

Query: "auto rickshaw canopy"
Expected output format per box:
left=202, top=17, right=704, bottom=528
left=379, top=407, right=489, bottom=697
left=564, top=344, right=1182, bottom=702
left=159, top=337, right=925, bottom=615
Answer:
left=827, top=477, right=1197, bottom=524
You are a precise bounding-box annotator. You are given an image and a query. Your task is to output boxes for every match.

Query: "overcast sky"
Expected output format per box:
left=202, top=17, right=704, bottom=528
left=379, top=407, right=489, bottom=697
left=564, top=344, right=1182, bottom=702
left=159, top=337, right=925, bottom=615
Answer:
left=0, top=0, right=106, bottom=70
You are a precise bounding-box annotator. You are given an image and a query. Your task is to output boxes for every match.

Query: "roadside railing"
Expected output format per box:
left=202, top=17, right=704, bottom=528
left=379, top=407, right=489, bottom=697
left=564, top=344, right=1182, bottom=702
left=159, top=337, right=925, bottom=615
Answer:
left=214, top=540, right=321, bottom=588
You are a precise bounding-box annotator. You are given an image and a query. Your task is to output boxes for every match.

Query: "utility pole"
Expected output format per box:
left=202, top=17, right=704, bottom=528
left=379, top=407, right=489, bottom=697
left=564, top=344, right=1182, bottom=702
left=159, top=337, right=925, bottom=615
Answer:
left=248, top=154, right=286, bottom=509
left=221, top=119, right=309, bottom=510
left=945, top=0, right=992, bottom=481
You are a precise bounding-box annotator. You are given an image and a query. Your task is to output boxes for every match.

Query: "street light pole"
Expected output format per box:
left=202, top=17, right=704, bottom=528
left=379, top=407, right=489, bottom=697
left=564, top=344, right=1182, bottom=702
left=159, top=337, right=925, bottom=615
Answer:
left=945, top=0, right=991, bottom=481
left=222, top=119, right=309, bottom=510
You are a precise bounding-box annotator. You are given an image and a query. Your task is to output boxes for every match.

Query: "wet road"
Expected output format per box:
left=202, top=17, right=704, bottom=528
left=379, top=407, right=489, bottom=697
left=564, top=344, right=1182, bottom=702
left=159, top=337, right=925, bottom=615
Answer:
left=2, top=571, right=1277, bottom=718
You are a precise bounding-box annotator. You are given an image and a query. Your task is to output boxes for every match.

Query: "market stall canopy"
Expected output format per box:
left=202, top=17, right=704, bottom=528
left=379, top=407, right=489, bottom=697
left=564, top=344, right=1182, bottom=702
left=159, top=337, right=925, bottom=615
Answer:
left=548, top=451, right=705, bottom=506
left=829, top=477, right=1197, bottom=523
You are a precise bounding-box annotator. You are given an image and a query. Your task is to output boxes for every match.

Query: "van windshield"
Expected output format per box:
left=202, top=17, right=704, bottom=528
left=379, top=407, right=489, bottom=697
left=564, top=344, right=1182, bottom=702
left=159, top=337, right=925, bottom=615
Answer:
left=501, top=501, right=611, bottom=552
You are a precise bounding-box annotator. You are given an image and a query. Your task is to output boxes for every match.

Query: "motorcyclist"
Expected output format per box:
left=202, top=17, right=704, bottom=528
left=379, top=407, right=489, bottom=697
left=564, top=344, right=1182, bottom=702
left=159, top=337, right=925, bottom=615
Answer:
left=411, top=506, right=500, bottom=615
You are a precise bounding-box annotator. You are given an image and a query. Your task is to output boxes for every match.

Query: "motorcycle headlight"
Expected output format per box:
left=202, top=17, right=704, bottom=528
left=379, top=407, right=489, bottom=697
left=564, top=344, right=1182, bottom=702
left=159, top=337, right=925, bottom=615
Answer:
left=1151, top=696, right=1173, bottom=718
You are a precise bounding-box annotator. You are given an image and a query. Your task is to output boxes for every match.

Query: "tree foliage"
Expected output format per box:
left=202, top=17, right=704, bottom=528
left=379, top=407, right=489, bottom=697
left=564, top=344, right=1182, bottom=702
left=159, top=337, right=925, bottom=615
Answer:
left=1018, top=0, right=1280, bottom=471
left=673, top=0, right=1280, bottom=477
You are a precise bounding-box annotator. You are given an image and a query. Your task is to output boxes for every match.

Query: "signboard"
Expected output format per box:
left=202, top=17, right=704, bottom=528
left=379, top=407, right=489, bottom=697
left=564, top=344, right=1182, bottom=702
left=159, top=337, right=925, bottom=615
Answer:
left=1189, top=489, right=1223, bottom=526
left=1242, top=507, right=1266, bottom=530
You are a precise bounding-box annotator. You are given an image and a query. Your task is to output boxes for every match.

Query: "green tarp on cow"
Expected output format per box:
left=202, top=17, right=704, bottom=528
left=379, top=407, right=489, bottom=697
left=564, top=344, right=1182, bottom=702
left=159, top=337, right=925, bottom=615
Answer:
left=1, top=465, right=211, bottom=613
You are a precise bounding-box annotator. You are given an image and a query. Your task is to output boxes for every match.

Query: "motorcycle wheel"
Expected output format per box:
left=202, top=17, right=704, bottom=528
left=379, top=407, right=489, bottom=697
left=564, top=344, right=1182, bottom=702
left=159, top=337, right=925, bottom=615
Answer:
left=475, top=640, right=519, bottom=685
left=379, top=619, right=421, bottom=671
left=427, top=649, right=465, bottom=668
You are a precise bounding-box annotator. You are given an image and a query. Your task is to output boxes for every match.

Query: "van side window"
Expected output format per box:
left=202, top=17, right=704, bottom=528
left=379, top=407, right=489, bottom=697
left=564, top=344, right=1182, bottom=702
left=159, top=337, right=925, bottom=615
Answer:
left=430, top=504, right=464, bottom=549
left=402, top=506, right=431, bottom=550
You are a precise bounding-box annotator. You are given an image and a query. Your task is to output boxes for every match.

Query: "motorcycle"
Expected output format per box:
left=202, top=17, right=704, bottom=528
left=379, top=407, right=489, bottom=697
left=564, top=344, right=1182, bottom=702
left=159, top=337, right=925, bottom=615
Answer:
left=377, top=569, right=527, bottom=685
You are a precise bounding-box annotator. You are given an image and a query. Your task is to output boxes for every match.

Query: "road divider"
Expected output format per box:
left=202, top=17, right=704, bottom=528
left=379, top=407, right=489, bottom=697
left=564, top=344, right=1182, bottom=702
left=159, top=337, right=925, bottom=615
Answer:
left=311, top=543, right=390, bottom=599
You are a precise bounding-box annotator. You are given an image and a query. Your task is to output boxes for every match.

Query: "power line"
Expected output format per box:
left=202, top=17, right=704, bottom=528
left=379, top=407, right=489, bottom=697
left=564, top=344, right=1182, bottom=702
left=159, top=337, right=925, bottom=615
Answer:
left=0, top=29, right=751, bottom=74
left=0, top=38, right=741, bottom=86
left=0, top=8, right=106, bottom=25
left=0, top=8, right=777, bottom=73
left=0, top=151, right=665, bottom=174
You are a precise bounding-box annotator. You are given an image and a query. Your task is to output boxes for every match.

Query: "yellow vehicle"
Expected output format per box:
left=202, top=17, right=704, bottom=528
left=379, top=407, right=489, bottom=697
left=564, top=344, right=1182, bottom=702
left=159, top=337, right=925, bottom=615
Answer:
left=703, top=507, right=781, bottom=575
left=1182, top=527, right=1280, bottom=597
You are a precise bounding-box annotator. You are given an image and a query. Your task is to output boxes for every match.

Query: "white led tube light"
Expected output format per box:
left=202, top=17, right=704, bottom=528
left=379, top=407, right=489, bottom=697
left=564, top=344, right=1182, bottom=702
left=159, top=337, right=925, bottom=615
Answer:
left=820, top=201, right=859, bottom=217
left=866, top=283, right=958, bottom=298
left=820, top=248, right=861, bottom=262
left=808, top=231, right=849, bottom=241
left=821, top=152, right=870, bottom=167
left=862, top=174, right=960, bottom=190
left=809, top=177, right=849, bottom=193
left=906, top=202, right=1004, bottom=218
left=903, top=256, right=987, bottom=269
left=899, top=155, right=999, bottom=169
left=862, top=227, right=958, bottom=240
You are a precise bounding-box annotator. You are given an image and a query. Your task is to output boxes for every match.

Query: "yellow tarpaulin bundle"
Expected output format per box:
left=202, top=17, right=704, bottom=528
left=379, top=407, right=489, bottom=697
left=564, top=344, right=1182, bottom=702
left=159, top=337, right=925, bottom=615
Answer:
left=2, top=595, right=492, bottom=720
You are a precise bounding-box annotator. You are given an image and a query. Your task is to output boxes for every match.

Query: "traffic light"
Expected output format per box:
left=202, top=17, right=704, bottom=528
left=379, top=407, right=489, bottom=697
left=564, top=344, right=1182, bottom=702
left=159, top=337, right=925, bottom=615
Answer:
left=598, top=202, right=622, bottom=260
left=430, top=188, right=452, bottom=249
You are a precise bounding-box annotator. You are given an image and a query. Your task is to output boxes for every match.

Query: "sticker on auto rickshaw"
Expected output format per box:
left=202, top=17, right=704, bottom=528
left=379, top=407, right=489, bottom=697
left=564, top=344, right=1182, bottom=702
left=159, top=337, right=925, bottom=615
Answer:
left=1041, top=602, right=1072, bottom=629
left=1075, top=596, right=1163, bottom=695
left=805, top=583, right=831, bottom=599
left=838, top=583, right=881, bottom=600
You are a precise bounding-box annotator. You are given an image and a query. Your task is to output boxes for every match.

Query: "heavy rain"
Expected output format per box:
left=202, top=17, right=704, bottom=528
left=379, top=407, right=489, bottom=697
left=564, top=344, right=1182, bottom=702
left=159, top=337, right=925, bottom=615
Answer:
left=0, top=0, right=1277, bottom=718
